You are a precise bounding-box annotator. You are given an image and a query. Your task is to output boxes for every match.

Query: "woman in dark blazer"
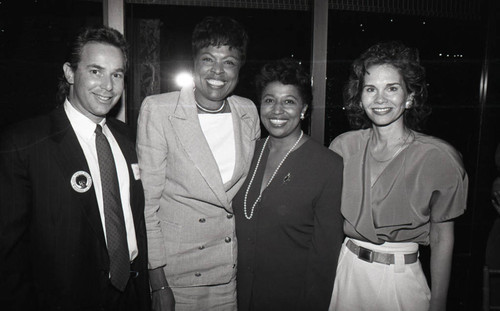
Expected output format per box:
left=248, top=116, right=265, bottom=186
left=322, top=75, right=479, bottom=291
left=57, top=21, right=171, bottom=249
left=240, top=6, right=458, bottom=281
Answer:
left=233, top=59, right=344, bottom=311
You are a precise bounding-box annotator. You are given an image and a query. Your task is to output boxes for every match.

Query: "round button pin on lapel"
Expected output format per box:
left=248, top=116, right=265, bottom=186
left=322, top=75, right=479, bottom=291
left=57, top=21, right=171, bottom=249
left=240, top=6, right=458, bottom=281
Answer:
left=70, top=171, right=92, bottom=193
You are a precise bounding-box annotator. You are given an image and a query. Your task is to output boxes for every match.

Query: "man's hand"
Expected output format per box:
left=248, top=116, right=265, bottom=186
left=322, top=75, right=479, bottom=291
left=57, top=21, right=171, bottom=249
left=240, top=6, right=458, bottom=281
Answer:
left=149, top=267, right=175, bottom=311
left=152, top=287, right=175, bottom=311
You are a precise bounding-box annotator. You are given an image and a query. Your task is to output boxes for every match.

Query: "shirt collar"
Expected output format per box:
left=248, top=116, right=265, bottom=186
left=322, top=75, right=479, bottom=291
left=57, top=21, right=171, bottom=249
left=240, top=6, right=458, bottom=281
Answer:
left=64, top=99, right=107, bottom=140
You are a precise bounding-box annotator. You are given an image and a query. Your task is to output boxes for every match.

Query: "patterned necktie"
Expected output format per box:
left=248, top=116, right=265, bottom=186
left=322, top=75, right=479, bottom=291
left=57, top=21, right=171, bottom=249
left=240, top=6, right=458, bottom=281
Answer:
left=95, top=124, right=130, bottom=291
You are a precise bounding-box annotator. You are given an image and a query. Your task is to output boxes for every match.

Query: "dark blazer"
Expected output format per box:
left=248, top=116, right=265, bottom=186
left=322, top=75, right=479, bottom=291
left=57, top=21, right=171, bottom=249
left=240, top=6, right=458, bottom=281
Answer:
left=0, top=106, right=150, bottom=310
left=234, top=138, right=344, bottom=311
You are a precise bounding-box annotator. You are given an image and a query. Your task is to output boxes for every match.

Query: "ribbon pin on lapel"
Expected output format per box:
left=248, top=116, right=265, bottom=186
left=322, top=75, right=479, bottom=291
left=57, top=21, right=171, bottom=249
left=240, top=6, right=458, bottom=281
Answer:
left=283, top=173, right=292, bottom=184
left=70, top=171, right=92, bottom=193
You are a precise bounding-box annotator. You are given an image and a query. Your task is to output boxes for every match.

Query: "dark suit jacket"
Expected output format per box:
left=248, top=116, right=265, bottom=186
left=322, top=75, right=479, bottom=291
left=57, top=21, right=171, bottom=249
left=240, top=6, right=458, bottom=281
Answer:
left=0, top=106, right=150, bottom=310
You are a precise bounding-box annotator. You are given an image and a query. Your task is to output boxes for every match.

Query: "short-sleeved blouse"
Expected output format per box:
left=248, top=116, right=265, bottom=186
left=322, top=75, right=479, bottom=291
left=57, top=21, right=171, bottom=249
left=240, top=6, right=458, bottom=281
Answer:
left=329, top=129, right=468, bottom=245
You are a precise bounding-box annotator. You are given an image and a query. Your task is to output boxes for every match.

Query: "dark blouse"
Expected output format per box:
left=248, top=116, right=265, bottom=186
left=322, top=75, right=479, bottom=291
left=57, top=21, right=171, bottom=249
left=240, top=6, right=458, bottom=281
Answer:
left=234, top=138, right=344, bottom=311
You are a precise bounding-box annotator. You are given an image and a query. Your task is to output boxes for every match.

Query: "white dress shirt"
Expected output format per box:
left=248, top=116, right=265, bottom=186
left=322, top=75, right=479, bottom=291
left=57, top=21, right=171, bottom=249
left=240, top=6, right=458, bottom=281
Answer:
left=64, top=100, right=138, bottom=261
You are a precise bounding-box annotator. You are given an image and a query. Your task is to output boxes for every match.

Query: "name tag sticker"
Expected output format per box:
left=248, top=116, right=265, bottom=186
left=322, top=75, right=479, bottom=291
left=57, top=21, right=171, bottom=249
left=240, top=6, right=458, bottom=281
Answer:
left=131, top=163, right=141, bottom=180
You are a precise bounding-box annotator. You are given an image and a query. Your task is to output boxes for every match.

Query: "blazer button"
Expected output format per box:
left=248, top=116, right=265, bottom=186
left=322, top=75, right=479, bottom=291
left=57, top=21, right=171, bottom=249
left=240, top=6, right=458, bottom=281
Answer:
left=226, top=213, right=233, bottom=219
left=195, top=272, right=202, bottom=277
left=199, top=218, right=206, bottom=223
left=198, top=245, right=205, bottom=250
left=225, top=237, right=232, bottom=243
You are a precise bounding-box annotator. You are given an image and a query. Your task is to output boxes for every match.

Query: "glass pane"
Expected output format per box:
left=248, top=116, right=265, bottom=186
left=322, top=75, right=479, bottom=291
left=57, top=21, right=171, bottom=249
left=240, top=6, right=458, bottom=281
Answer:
left=0, top=0, right=102, bottom=127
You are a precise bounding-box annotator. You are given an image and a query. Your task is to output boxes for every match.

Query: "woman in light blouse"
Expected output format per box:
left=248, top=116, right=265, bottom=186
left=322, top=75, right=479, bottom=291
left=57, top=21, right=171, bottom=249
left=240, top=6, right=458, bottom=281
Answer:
left=328, top=41, right=468, bottom=311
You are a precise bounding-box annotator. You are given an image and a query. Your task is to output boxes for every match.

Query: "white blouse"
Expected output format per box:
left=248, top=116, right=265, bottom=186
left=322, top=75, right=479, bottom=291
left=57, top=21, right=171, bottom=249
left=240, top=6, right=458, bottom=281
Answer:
left=198, top=113, right=236, bottom=184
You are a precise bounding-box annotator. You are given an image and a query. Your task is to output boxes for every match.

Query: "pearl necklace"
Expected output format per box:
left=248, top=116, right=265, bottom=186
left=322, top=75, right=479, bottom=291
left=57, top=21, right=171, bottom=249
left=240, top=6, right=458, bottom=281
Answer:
left=195, top=99, right=226, bottom=113
left=243, top=131, right=304, bottom=220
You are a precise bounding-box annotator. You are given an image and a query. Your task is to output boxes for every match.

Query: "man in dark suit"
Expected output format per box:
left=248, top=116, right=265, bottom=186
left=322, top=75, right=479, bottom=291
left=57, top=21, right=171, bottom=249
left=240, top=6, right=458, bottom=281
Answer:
left=0, top=26, right=150, bottom=310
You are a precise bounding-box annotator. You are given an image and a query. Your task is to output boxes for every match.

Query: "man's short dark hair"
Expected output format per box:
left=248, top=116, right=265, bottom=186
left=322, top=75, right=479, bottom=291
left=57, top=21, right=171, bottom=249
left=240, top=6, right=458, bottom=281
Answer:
left=57, top=26, right=128, bottom=104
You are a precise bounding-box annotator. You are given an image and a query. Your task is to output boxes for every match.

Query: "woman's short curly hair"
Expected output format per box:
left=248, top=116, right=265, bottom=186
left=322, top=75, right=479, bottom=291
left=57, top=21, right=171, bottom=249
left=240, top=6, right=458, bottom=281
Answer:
left=192, top=16, right=249, bottom=64
left=344, top=41, right=431, bottom=130
left=255, top=58, right=312, bottom=115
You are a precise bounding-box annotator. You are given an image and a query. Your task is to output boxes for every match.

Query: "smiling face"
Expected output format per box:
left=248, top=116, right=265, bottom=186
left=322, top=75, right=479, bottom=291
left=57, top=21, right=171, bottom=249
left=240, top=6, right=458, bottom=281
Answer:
left=361, top=64, right=412, bottom=128
left=193, top=45, right=242, bottom=107
left=63, top=42, right=125, bottom=123
left=260, top=81, right=308, bottom=140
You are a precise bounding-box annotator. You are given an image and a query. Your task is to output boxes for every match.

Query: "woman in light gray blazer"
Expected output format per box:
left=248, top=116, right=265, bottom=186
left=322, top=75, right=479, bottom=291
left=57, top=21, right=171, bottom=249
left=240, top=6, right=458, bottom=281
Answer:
left=136, top=16, right=260, bottom=311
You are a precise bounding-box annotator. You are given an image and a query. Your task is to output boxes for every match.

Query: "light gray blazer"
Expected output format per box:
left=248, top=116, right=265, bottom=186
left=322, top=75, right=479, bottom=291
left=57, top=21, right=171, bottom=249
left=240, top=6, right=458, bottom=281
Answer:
left=136, top=85, right=260, bottom=287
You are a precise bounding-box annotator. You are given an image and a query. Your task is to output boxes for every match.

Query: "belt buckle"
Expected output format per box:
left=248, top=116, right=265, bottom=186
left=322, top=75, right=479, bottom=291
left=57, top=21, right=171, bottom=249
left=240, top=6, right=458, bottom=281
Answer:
left=358, top=246, right=374, bottom=263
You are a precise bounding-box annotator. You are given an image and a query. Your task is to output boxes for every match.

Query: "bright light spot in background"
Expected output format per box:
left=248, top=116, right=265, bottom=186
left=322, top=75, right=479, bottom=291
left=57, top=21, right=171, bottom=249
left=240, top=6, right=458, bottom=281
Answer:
left=175, top=72, right=193, bottom=88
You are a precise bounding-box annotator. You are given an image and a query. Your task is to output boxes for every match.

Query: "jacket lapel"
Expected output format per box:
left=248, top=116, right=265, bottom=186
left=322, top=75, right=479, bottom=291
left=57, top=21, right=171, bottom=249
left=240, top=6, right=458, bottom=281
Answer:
left=169, top=87, right=230, bottom=209
left=49, top=107, right=107, bottom=248
left=227, top=97, right=253, bottom=188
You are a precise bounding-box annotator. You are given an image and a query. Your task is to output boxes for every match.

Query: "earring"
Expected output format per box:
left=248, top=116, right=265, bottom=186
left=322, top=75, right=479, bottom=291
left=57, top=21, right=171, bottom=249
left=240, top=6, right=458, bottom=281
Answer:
left=300, top=112, right=305, bottom=120
left=406, top=94, right=415, bottom=109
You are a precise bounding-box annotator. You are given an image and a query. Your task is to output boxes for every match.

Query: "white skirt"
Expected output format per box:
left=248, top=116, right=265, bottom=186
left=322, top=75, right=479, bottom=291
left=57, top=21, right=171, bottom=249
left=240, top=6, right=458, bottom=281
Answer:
left=329, top=238, right=430, bottom=311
